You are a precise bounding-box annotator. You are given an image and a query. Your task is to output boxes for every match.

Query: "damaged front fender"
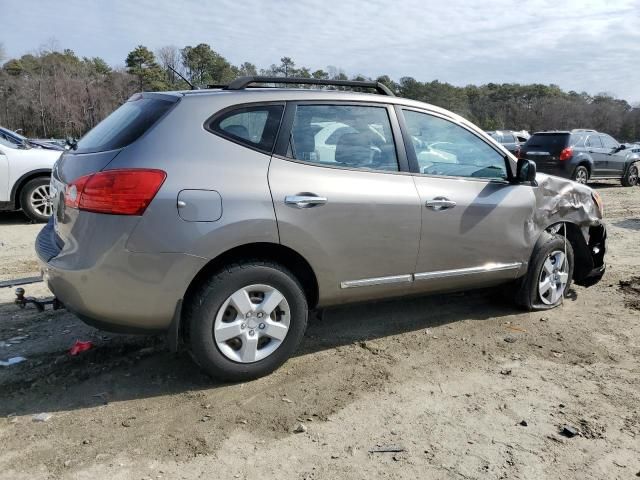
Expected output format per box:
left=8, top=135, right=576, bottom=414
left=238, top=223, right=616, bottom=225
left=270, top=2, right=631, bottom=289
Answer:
left=527, top=173, right=605, bottom=286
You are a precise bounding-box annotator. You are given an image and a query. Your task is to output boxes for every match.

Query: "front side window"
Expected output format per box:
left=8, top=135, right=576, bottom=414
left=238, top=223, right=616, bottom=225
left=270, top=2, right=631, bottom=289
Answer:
left=403, top=110, right=507, bottom=180
left=287, top=104, right=399, bottom=171
left=209, top=104, right=284, bottom=153
left=601, top=135, right=618, bottom=149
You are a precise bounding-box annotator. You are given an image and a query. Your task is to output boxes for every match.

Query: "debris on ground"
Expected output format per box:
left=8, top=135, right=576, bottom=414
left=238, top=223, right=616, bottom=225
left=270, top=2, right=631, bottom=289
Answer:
left=292, top=423, right=307, bottom=434
left=560, top=425, right=579, bottom=438
left=369, top=445, right=406, bottom=453
left=500, top=368, right=512, bottom=376
left=32, top=413, right=52, bottom=422
left=519, top=420, right=528, bottom=427
left=0, top=356, right=26, bottom=366
left=504, top=336, right=517, bottom=343
left=69, top=340, right=94, bottom=356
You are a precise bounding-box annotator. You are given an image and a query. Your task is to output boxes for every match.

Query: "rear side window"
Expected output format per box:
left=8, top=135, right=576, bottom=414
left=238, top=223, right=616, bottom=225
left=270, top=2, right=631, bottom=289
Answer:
left=75, top=95, right=175, bottom=154
left=525, top=133, right=570, bottom=151
left=209, top=104, right=284, bottom=153
left=501, top=133, right=515, bottom=143
left=287, top=104, right=399, bottom=172
left=586, top=135, right=602, bottom=148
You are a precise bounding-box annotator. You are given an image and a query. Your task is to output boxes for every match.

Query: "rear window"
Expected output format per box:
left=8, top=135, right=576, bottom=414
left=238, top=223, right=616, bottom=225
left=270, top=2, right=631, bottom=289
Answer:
left=525, top=133, right=570, bottom=151
left=75, top=95, right=175, bottom=154
left=501, top=133, right=516, bottom=143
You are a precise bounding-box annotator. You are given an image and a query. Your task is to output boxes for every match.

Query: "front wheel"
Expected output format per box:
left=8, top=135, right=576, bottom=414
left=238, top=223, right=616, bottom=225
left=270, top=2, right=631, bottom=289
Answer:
left=621, top=163, right=639, bottom=187
left=571, top=166, right=589, bottom=185
left=20, top=177, right=53, bottom=222
left=186, top=261, right=308, bottom=381
left=514, top=233, right=574, bottom=311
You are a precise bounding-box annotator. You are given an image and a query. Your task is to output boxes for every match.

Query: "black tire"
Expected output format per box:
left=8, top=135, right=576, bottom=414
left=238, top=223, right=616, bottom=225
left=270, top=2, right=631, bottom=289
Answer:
left=185, top=261, right=308, bottom=381
left=571, top=165, right=589, bottom=184
left=514, top=232, right=574, bottom=311
left=621, top=163, right=639, bottom=187
left=20, top=177, right=52, bottom=222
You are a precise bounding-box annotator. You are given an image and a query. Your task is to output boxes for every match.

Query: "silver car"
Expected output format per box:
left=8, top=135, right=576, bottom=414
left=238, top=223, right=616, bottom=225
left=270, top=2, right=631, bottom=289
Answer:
left=36, top=77, right=606, bottom=381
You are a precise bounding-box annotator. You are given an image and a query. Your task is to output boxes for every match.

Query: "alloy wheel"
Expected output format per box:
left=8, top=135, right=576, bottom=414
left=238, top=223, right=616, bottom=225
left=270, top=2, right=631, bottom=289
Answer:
left=213, top=284, right=291, bottom=363
left=628, top=165, right=638, bottom=186
left=29, top=185, right=53, bottom=217
left=575, top=169, right=588, bottom=184
left=538, top=250, right=569, bottom=305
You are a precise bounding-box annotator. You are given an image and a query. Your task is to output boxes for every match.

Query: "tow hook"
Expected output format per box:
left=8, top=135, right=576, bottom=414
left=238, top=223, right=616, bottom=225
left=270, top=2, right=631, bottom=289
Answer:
left=14, top=287, right=64, bottom=312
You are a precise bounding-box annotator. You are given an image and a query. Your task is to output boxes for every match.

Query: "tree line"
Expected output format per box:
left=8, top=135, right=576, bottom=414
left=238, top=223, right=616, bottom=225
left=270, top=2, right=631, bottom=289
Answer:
left=1, top=42, right=639, bottom=141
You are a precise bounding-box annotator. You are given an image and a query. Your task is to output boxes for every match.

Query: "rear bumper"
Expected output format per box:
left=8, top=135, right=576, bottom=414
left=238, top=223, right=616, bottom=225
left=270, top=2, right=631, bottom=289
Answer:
left=36, top=217, right=206, bottom=333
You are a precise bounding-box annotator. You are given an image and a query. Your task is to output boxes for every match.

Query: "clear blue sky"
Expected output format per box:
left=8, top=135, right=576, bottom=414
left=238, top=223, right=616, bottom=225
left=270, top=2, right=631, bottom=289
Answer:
left=3, top=0, right=639, bottom=102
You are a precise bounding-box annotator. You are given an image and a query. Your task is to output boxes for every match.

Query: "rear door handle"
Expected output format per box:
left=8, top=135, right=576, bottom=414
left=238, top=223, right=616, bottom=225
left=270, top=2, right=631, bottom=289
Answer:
left=285, top=195, right=328, bottom=208
left=425, top=197, right=456, bottom=211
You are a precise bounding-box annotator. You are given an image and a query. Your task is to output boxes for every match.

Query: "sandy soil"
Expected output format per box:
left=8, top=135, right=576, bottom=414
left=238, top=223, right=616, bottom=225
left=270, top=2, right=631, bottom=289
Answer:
left=0, top=183, right=638, bottom=480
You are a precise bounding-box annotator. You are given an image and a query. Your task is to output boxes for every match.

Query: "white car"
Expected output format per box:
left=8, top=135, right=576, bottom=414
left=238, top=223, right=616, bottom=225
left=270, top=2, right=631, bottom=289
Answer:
left=0, top=134, right=61, bottom=221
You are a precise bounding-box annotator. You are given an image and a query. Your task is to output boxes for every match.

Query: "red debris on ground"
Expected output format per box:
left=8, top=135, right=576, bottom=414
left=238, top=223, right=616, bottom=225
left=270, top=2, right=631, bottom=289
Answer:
left=68, top=340, right=94, bottom=356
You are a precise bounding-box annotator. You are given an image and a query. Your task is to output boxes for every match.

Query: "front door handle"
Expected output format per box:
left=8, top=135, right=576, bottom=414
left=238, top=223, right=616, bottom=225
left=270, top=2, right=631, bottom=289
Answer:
left=285, top=194, right=328, bottom=208
left=425, top=197, right=456, bottom=211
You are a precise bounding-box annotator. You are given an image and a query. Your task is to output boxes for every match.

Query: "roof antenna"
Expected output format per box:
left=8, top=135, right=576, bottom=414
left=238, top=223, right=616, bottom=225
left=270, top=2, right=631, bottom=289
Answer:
left=168, top=65, right=197, bottom=90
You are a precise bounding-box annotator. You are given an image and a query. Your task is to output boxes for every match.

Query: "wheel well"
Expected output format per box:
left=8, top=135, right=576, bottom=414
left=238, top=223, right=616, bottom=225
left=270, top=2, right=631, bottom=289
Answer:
left=183, top=242, right=319, bottom=310
left=545, top=222, right=592, bottom=281
left=12, top=171, right=51, bottom=209
left=576, top=161, right=591, bottom=175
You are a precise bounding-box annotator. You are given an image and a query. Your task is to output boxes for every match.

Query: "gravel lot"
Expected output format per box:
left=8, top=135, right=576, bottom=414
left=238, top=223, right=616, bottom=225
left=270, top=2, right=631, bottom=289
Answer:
left=0, top=182, right=638, bottom=480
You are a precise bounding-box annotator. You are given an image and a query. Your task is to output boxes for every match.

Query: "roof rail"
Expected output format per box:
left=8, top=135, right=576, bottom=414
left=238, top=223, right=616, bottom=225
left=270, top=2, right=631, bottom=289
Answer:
left=571, top=128, right=597, bottom=133
left=214, top=76, right=395, bottom=96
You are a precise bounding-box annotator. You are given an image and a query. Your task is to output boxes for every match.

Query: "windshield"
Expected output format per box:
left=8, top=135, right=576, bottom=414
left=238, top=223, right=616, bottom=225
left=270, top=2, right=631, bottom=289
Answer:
left=74, top=95, right=175, bottom=154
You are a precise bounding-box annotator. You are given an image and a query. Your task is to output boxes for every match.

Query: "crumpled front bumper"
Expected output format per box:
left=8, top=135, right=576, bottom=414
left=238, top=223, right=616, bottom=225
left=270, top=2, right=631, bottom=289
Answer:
left=574, top=224, right=606, bottom=287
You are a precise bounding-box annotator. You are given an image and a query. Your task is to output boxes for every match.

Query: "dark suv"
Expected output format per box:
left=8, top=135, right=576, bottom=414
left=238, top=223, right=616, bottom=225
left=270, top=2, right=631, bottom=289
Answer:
left=521, top=129, right=640, bottom=186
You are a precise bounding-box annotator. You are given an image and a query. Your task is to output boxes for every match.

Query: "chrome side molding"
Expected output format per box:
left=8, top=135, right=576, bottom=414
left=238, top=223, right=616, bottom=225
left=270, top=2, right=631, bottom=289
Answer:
left=340, top=262, right=522, bottom=289
left=340, top=274, right=413, bottom=289
left=414, top=262, right=522, bottom=281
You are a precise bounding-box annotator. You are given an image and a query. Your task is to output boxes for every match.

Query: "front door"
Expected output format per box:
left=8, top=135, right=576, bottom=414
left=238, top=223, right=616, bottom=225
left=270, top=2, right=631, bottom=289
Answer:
left=601, top=134, right=625, bottom=176
left=399, top=108, right=534, bottom=293
left=269, top=103, right=421, bottom=305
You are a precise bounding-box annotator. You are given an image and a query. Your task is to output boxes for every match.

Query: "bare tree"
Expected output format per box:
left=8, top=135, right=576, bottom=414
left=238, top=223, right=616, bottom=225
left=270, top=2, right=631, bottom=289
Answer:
left=156, top=45, right=182, bottom=86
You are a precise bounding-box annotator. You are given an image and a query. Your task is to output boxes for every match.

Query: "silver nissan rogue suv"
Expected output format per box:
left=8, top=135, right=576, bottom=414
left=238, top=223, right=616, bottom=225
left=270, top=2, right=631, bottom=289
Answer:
left=36, top=76, right=606, bottom=381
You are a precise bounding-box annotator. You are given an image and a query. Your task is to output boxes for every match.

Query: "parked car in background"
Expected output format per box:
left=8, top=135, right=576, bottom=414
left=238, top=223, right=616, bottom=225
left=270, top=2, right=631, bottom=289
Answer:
left=37, top=77, right=606, bottom=381
left=521, top=129, right=640, bottom=186
left=0, top=134, right=61, bottom=221
left=486, top=130, right=521, bottom=157
left=0, top=127, right=64, bottom=151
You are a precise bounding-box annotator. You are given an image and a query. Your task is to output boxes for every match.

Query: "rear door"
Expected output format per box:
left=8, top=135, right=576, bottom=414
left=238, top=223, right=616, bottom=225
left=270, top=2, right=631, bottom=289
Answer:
left=585, top=135, right=607, bottom=176
left=269, top=102, right=421, bottom=305
left=398, top=108, right=533, bottom=293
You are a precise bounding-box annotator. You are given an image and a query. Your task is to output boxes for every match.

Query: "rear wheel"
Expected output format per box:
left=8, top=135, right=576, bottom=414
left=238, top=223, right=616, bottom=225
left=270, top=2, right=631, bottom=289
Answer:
left=621, top=163, right=638, bottom=187
left=20, top=177, right=53, bottom=222
left=186, top=261, right=308, bottom=381
left=571, top=166, right=589, bottom=184
left=514, top=233, right=574, bottom=311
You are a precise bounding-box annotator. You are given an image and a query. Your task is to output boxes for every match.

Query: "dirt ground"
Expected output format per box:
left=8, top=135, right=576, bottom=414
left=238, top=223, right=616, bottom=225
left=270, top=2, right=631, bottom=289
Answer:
left=0, top=182, right=638, bottom=480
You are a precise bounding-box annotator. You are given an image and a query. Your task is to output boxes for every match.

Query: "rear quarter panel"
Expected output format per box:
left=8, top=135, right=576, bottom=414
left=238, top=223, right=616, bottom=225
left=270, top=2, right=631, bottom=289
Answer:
left=118, top=95, right=280, bottom=258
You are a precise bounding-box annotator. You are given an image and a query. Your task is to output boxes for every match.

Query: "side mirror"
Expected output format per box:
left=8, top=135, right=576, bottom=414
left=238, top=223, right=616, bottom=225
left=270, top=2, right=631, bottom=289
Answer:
left=516, top=158, right=537, bottom=184
left=615, top=144, right=626, bottom=152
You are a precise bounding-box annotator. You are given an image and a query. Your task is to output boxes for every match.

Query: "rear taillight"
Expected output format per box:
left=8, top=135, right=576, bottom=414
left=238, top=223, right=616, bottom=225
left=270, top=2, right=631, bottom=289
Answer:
left=559, top=147, right=573, bottom=161
left=64, top=169, right=166, bottom=215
